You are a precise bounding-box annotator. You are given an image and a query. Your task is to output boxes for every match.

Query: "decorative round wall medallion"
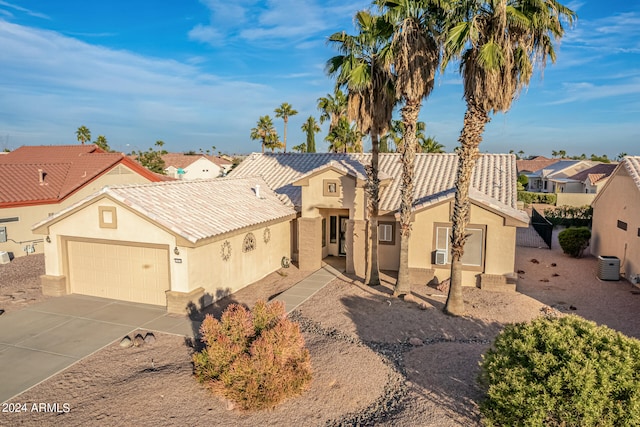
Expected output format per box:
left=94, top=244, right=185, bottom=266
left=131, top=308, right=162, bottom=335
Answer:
left=243, top=232, right=256, bottom=252
left=221, top=240, right=232, bottom=261
left=263, top=227, right=271, bottom=243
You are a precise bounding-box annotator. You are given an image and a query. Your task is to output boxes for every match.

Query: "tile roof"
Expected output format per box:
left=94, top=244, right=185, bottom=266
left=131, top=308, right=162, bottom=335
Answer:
left=230, top=153, right=527, bottom=222
left=161, top=153, right=232, bottom=170
left=0, top=145, right=165, bottom=207
left=516, top=156, right=559, bottom=173
left=35, top=176, right=296, bottom=244
left=567, top=163, right=617, bottom=184
left=622, top=156, right=640, bottom=192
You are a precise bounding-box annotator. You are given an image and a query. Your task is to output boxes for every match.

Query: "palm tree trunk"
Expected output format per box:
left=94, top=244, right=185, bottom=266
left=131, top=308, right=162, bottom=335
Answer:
left=394, top=101, right=419, bottom=297
left=283, top=118, right=288, bottom=153
left=365, top=132, right=381, bottom=286
left=444, top=99, right=490, bottom=316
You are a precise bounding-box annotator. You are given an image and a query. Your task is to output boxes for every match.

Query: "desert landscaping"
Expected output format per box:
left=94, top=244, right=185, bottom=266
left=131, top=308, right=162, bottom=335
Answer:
left=1, top=230, right=640, bottom=426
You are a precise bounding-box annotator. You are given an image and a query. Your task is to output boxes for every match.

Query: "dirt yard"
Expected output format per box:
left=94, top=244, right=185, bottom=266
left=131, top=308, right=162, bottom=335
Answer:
left=2, top=238, right=640, bottom=426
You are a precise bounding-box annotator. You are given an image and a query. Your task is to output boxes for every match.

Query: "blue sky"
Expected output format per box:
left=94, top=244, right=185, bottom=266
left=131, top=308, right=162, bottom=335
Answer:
left=0, top=1, right=638, bottom=158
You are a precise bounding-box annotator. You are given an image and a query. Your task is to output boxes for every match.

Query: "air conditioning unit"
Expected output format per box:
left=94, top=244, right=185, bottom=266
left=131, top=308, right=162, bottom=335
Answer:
left=434, top=250, right=447, bottom=265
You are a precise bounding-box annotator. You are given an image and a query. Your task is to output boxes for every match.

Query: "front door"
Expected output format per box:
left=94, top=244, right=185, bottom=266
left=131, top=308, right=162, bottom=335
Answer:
left=338, top=216, right=348, bottom=256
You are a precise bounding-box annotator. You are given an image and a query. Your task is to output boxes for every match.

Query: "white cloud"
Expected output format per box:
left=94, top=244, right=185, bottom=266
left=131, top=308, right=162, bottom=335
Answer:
left=0, top=1, right=49, bottom=19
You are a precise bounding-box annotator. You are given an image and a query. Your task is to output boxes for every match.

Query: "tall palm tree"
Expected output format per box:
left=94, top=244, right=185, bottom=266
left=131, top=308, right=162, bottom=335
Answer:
left=250, top=115, right=279, bottom=154
left=301, top=116, right=320, bottom=153
left=442, top=0, right=576, bottom=315
left=317, top=90, right=348, bottom=134
left=274, top=102, right=298, bottom=153
left=76, top=125, right=91, bottom=145
left=327, top=9, right=395, bottom=286
left=377, top=0, right=442, bottom=297
left=380, top=119, right=403, bottom=152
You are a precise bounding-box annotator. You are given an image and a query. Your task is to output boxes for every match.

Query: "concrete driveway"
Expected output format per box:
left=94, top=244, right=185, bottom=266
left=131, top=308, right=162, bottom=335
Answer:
left=0, top=294, right=195, bottom=403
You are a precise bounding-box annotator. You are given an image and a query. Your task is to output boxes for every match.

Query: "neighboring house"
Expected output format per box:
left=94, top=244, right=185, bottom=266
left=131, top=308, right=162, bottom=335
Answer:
left=0, top=145, right=167, bottom=258
left=516, top=156, right=560, bottom=178
left=562, top=163, right=617, bottom=194
left=161, top=153, right=232, bottom=180
left=33, top=177, right=295, bottom=313
left=231, top=153, right=529, bottom=288
left=591, top=157, right=640, bottom=284
left=522, top=160, right=597, bottom=193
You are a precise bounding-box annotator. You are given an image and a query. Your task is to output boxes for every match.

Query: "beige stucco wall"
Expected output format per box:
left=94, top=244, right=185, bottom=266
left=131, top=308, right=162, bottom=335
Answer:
left=556, top=193, right=596, bottom=207
left=408, top=201, right=518, bottom=286
left=299, top=171, right=360, bottom=218
left=378, top=214, right=400, bottom=271
left=185, top=220, right=291, bottom=303
left=592, top=168, right=640, bottom=280
left=0, top=164, right=152, bottom=257
left=40, top=197, right=179, bottom=291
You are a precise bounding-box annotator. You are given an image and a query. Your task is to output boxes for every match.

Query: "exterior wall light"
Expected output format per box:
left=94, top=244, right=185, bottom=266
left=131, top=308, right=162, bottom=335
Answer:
left=45, top=236, right=51, bottom=243
left=174, top=247, right=180, bottom=255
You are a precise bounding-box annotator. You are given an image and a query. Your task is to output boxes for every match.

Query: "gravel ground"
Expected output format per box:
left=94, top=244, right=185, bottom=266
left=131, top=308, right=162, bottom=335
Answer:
left=0, top=254, right=48, bottom=314
left=3, top=234, right=640, bottom=426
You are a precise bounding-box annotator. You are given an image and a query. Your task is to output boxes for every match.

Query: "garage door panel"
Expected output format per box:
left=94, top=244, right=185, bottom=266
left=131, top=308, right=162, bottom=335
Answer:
left=67, top=240, right=169, bottom=306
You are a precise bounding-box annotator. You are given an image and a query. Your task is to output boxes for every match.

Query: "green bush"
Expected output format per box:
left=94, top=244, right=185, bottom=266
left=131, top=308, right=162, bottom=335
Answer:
left=517, top=174, right=529, bottom=190
left=479, top=315, right=640, bottom=427
left=558, top=226, right=591, bottom=257
left=517, top=191, right=557, bottom=205
left=193, top=300, right=312, bottom=410
left=544, top=205, right=593, bottom=227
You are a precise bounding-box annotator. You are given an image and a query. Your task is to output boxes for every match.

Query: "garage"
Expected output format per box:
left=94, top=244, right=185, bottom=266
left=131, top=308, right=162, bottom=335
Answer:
left=66, top=239, right=169, bottom=306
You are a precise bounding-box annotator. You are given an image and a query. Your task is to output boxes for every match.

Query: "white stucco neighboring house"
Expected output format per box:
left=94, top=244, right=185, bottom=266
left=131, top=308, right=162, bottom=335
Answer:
left=162, top=153, right=232, bottom=180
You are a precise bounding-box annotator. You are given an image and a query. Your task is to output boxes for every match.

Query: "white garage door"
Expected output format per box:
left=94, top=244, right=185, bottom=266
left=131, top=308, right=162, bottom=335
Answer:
left=67, top=240, right=170, bottom=306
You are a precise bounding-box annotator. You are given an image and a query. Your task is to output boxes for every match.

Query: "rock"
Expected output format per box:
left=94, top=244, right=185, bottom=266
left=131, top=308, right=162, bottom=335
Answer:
left=133, top=333, right=145, bottom=347
left=418, top=302, right=428, bottom=310
left=517, top=270, right=525, bottom=274
left=119, top=336, right=132, bottom=348
left=144, top=332, right=156, bottom=345
left=540, top=278, right=549, bottom=282
left=569, top=305, right=577, bottom=311
left=402, top=294, right=416, bottom=303
left=224, top=399, right=236, bottom=411
left=408, top=337, right=423, bottom=346
left=530, top=259, right=540, bottom=264
left=552, top=273, right=560, bottom=277
left=551, top=263, right=557, bottom=267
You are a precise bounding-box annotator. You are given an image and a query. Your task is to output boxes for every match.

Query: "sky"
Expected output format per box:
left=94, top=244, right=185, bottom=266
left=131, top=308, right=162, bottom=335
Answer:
left=0, top=1, right=638, bottom=158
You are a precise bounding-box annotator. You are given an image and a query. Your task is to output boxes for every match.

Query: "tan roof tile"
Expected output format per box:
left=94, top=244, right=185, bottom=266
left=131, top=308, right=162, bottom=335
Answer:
left=36, top=176, right=296, bottom=244
left=231, top=152, right=526, bottom=222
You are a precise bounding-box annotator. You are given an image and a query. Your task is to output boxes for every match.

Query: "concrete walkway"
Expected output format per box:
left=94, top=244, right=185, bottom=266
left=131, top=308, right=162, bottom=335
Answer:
left=272, top=263, right=343, bottom=313
left=0, top=264, right=342, bottom=403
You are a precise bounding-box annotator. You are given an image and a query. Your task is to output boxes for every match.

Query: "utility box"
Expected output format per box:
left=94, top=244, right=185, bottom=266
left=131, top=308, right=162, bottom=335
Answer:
left=0, top=226, right=6, bottom=243
left=0, top=251, right=9, bottom=264
left=597, top=256, right=620, bottom=281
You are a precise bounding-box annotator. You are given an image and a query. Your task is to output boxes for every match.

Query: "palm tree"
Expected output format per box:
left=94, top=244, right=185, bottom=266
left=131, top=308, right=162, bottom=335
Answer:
left=380, top=120, right=402, bottom=152
left=376, top=0, right=442, bottom=297
left=301, top=116, right=320, bottom=153
left=250, top=115, right=279, bottom=153
left=327, top=9, right=395, bottom=286
left=419, top=135, right=445, bottom=153
left=76, top=125, right=91, bottom=145
left=317, top=90, right=348, bottom=134
left=94, top=135, right=110, bottom=152
left=442, top=0, right=576, bottom=315
left=291, top=143, right=307, bottom=153
left=326, top=116, right=364, bottom=153
left=274, top=102, right=298, bottom=153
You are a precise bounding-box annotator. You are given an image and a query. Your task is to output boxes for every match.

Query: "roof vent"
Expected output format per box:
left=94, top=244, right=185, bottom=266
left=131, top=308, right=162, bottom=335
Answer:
left=255, top=184, right=261, bottom=199
left=38, top=169, right=44, bottom=185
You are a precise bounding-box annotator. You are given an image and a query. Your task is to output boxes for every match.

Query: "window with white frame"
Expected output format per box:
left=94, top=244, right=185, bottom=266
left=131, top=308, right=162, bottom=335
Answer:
left=378, top=222, right=395, bottom=245
left=434, top=225, right=484, bottom=267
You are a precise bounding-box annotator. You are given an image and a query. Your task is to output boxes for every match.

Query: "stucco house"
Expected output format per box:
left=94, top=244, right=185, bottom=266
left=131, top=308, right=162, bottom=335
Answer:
left=231, top=152, right=529, bottom=288
left=33, top=177, right=296, bottom=313
left=591, top=157, right=640, bottom=284
left=0, top=145, right=167, bottom=258
left=558, top=163, right=617, bottom=194
left=162, top=153, right=232, bottom=180
left=521, top=160, right=597, bottom=193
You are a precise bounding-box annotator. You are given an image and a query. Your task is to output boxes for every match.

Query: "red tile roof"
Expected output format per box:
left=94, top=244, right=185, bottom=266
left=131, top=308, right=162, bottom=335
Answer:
left=0, top=145, right=167, bottom=207
left=516, top=156, right=560, bottom=173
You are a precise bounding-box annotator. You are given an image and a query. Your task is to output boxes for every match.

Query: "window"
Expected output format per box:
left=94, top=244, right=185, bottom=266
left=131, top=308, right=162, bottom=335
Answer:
left=98, top=206, right=117, bottom=229
left=378, top=222, right=395, bottom=245
left=434, top=224, right=485, bottom=267
left=323, top=179, right=340, bottom=197
left=637, top=228, right=640, bottom=237
left=322, top=218, right=327, bottom=247
left=242, top=233, right=256, bottom=252
left=329, top=216, right=337, bottom=243
left=617, top=220, right=628, bottom=231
